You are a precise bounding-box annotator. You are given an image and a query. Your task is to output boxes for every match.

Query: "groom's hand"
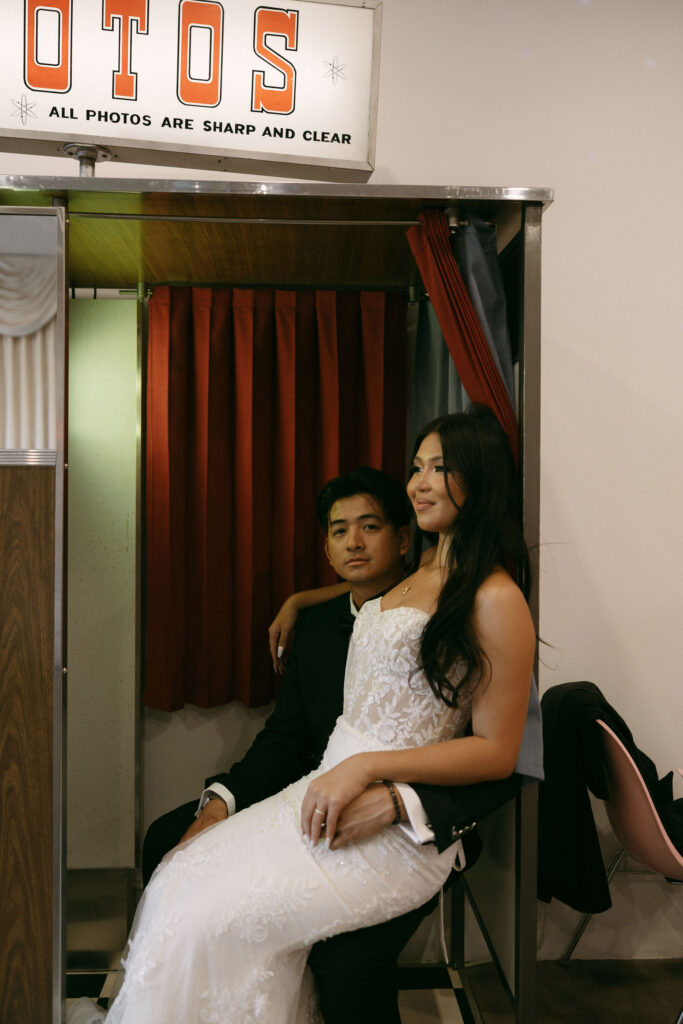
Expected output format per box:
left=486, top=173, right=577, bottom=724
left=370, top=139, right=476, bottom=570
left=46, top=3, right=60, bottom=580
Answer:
left=328, top=782, right=406, bottom=851
left=176, top=796, right=228, bottom=847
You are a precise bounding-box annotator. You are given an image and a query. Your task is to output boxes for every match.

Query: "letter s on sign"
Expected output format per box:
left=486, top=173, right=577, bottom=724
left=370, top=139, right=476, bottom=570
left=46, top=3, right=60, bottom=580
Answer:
left=25, top=0, right=72, bottom=93
left=178, top=0, right=224, bottom=107
left=251, top=7, right=297, bottom=115
left=103, top=0, right=149, bottom=101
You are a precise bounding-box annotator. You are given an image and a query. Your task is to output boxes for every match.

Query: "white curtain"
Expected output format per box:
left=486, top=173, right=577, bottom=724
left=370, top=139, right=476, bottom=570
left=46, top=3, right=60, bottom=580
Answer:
left=1, top=322, right=57, bottom=449
left=0, top=254, right=57, bottom=450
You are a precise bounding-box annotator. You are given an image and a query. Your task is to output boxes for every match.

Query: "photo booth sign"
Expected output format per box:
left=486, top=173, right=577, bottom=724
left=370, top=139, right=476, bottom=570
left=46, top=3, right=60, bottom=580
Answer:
left=0, top=0, right=381, bottom=178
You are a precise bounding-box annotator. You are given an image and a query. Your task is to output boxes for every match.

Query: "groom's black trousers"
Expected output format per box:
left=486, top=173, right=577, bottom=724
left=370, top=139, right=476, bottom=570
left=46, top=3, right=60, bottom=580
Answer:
left=143, top=801, right=439, bottom=1024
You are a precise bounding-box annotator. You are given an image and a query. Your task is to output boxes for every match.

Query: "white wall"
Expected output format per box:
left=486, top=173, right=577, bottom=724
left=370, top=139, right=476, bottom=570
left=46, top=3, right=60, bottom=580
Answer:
left=143, top=702, right=271, bottom=827
left=5, top=0, right=682, bottom=956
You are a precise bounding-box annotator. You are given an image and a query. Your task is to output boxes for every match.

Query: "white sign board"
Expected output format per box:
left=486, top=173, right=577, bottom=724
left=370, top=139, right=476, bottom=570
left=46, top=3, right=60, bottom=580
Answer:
left=0, top=0, right=381, bottom=179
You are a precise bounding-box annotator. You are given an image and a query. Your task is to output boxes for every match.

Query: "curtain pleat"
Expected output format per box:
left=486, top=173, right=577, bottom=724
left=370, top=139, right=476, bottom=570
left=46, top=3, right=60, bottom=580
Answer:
left=360, top=291, right=385, bottom=467
left=380, top=293, right=409, bottom=483
left=0, top=255, right=58, bottom=450
left=232, top=290, right=258, bottom=704
left=413, top=300, right=470, bottom=432
left=144, top=286, right=407, bottom=711
left=314, top=291, right=340, bottom=582
left=145, top=289, right=189, bottom=708
left=0, top=321, right=57, bottom=449
left=0, top=255, right=57, bottom=336
left=406, top=209, right=518, bottom=462
left=188, top=289, right=234, bottom=707
left=270, top=289, right=296, bottom=634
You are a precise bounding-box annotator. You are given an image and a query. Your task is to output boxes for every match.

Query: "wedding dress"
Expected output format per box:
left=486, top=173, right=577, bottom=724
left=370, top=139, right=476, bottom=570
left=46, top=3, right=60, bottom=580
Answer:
left=106, top=600, right=472, bottom=1024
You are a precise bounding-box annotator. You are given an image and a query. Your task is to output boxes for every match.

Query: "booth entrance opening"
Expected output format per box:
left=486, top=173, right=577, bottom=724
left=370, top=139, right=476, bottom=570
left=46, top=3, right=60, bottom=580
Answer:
left=0, top=179, right=551, bottom=1024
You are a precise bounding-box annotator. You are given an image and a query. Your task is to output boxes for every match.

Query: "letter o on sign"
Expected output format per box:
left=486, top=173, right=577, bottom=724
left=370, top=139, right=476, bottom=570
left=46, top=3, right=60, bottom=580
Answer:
left=25, top=0, right=72, bottom=93
left=178, top=0, right=224, bottom=107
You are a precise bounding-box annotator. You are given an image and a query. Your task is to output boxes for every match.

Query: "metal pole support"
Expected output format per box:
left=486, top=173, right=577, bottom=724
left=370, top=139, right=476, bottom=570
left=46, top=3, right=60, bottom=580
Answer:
left=62, top=143, right=112, bottom=177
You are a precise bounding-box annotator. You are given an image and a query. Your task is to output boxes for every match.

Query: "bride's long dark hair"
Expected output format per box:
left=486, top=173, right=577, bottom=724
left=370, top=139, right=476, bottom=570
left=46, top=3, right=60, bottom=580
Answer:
left=414, top=405, right=531, bottom=707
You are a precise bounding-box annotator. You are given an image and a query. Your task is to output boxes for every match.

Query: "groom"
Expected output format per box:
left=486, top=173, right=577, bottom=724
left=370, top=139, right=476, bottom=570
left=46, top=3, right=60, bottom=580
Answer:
left=142, top=467, right=522, bottom=1024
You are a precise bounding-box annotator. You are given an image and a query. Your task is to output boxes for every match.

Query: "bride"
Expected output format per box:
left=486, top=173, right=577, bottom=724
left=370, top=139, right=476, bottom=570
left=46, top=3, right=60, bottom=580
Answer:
left=74, top=405, right=535, bottom=1024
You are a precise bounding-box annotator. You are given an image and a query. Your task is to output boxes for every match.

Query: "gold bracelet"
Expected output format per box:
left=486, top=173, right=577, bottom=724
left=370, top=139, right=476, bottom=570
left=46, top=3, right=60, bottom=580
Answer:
left=382, top=779, right=402, bottom=825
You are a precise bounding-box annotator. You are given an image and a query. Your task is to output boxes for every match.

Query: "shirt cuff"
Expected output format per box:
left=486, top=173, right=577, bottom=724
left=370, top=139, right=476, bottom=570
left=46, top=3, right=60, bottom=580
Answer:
left=196, top=782, right=236, bottom=818
left=394, top=783, right=435, bottom=845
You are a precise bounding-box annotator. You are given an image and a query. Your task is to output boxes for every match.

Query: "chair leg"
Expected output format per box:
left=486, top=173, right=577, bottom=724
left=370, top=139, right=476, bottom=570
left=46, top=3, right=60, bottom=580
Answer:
left=449, top=877, right=465, bottom=969
left=560, top=909, right=593, bottom=964
left=560, top=847, right=625, bottom=963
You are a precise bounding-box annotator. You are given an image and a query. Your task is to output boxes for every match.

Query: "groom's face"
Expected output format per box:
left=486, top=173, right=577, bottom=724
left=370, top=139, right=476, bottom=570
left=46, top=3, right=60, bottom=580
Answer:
left=324, top=493, right=411, bottom=593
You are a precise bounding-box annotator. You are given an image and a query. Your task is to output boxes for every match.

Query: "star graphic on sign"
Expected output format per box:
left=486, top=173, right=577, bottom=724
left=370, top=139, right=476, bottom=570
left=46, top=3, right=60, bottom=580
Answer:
left=323, top=57, right=347, bottom=85
left=12, top=94, right=37, bottom=126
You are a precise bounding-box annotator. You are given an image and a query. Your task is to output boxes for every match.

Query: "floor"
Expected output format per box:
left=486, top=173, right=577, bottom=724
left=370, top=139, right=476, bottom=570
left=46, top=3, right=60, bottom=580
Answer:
left=466, top=960, right=683, bottom=1024
left=66, top=959, right=683, bottom=1022
left=399, top=983, right=469, bottom=1024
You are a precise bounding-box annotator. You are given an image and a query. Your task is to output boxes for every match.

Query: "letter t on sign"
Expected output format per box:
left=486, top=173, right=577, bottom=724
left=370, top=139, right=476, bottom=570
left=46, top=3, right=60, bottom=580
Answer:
left=103, top=0, right=149, bottom=100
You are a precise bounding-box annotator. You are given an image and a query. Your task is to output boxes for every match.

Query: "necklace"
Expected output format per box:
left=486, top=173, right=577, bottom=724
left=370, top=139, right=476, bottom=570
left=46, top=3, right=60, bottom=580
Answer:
left=400, top=583, right=411, bottom=596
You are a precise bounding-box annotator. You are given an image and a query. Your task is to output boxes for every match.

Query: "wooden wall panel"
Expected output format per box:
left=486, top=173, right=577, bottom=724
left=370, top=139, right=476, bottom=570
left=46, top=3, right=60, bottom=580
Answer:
left=0, top=466, right=55, bottom=1024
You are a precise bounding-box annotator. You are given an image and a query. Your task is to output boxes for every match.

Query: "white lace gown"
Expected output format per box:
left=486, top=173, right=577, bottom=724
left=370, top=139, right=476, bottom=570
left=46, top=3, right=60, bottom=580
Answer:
left=107, top=601, right=471, bottom=1024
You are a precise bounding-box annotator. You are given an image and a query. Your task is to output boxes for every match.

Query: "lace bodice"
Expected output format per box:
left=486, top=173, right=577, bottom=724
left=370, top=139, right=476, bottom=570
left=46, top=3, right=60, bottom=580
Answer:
left=342, top=598, right=470, bottom=749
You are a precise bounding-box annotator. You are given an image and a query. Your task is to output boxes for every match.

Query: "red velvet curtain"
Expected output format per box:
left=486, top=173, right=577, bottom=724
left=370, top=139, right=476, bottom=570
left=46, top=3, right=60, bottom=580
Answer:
left=144, top=286, right=407, bottom=711
left=406, top=209, right=518, bottom=462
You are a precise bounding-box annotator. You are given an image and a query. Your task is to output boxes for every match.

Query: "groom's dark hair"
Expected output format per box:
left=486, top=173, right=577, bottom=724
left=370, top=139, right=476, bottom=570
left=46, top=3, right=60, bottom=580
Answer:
left=316, top=467, right=413, bottom=532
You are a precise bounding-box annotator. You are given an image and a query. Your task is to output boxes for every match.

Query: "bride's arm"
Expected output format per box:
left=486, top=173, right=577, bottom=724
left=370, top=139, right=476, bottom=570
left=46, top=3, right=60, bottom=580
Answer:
left=302, top=574, right=535, bottom=844
left=268, top=582, right=351, bottom=671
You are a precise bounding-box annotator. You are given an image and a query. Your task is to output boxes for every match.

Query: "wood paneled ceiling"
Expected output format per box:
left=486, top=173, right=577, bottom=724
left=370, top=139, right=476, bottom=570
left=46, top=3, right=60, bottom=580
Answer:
left=0, top=180, right=552, bottom=290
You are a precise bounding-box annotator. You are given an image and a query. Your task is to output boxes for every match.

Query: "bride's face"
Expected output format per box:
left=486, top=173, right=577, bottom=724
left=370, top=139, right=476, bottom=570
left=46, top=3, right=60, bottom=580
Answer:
left=407, top=432, right=465, bottom=535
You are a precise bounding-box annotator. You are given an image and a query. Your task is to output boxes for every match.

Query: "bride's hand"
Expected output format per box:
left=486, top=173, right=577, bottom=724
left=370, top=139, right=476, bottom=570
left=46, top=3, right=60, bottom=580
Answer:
left=267, top=595, right=300, bottom=672
left=301, top=755, right=374, bottom=845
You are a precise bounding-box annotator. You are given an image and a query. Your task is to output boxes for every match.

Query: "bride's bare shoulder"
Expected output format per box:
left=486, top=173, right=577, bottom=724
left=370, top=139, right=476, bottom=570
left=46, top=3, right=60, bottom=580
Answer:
left=476, top=568, right=523, bottom=599
left=473, top=570, right=534, bottom=643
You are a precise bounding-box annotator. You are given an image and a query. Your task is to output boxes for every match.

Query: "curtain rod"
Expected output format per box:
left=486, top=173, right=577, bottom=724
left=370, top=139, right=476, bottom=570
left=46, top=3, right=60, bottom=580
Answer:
left=69, top=287, right=138, bottom=299
left=69, top=211, right=496, bottom=231
left=69, top=212, right=421, bottom=228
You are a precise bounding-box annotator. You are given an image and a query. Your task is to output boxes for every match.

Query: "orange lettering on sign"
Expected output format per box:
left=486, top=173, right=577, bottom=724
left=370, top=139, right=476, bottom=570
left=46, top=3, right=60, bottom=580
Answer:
left=251, top=7, right=297, bottom=115
left=178, top=0, right=224, bottom=107
left=24, top=0, right=72, bottom=93
left=103, top=0, right=149, bottom=100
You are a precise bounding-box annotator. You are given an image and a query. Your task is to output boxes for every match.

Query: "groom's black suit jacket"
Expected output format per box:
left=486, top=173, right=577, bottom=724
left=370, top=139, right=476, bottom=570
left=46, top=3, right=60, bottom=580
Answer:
left=206, top=594, right=521, bottom=855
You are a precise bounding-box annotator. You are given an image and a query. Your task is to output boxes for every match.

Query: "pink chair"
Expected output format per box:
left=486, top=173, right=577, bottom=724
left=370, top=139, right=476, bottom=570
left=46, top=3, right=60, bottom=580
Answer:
left=562, top=719, right=683, bottom=961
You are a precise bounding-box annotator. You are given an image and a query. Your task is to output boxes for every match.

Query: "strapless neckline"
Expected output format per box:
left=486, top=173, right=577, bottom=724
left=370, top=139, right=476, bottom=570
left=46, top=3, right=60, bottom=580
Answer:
left=374, top=597, right=430, bottom=619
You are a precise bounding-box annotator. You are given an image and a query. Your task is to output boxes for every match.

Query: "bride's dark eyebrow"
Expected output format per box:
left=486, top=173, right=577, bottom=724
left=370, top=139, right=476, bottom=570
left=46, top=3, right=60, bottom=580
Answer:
left=412, top=453, right=442, bottom=465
